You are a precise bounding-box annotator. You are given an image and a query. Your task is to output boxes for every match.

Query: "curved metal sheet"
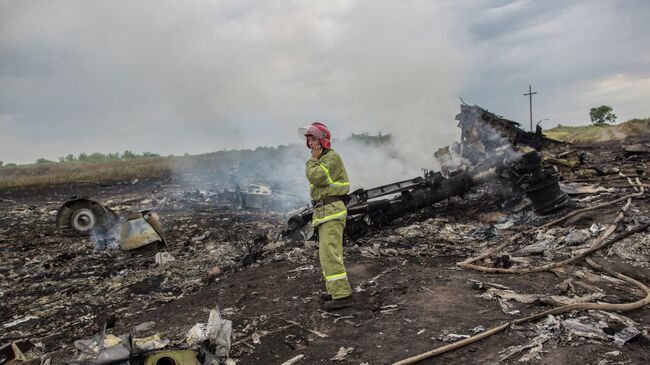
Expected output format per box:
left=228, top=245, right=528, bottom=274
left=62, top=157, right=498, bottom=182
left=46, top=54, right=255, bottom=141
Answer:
left=119, top=217, right=163, bottom=251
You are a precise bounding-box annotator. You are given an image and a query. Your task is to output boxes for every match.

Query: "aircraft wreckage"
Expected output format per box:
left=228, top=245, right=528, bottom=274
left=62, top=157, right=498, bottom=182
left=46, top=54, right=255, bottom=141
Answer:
left=56, top=197, right=167, bottom=250
left=55, top=184, right=298, bottom=250
left=284, top=104, right=574, bottom=240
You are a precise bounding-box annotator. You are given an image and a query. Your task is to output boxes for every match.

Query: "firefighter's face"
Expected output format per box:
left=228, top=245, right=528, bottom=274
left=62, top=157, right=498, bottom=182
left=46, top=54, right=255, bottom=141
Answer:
left=307, top=135, right=321, bottom=149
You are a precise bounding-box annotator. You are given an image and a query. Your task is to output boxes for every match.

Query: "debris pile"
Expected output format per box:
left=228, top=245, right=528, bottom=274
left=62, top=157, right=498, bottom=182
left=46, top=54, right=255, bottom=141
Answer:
left=72, top=307, right=232, bottom=364
left=284, top=104, right=572, bottom=241
left=2, top=104, right=650, bottom=364
left=0, top=180, right=294, bottom=363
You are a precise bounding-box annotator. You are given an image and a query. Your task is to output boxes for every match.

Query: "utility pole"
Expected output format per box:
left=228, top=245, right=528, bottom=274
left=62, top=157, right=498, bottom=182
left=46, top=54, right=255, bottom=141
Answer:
left=523, top=84, right=537, bottom=132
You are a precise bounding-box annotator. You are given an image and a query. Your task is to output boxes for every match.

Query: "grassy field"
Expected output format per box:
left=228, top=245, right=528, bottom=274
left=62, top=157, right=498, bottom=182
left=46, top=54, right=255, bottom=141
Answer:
left=543, top=117, right=650, bottom=143
left=0, top=151, right=286, bottom=189
left=0, top=157, right=174, bottom=189
left=0, top=134, right=392, bottom=189
left=4, top=123, right=649, bottom=190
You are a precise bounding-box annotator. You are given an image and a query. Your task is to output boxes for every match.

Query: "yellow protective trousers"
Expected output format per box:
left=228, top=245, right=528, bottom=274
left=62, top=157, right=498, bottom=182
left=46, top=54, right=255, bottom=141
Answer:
left=318, top=218, right=352, bottom=299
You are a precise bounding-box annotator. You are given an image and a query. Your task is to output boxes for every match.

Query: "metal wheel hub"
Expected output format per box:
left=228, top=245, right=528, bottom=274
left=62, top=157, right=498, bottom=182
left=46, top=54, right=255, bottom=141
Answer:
left=71, top=209, right=96, bottom=232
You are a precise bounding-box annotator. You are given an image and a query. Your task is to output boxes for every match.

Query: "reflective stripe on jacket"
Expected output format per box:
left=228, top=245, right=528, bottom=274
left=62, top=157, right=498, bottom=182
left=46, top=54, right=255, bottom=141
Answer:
left=306, top=149, right=350, bottom=226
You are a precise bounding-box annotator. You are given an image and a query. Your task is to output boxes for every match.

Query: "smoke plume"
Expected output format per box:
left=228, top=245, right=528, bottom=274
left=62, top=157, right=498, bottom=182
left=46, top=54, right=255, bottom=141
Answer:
left=1, top=0, right=472, bottom=167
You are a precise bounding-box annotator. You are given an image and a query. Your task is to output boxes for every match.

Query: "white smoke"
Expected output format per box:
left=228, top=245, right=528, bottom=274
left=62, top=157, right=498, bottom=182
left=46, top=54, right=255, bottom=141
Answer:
left=90, top=226, right=121, bottom=250
left=0, top=0, right=473, bottom=165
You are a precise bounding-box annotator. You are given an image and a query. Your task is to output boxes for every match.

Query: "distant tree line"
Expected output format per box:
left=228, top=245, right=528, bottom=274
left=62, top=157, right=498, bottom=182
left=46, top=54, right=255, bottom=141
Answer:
left=2, top=133, right=390, bottom=167
left=58, top=151, right=160, bottom=163
left=26, top=151, right=162, bottom=164
left=345, top=132, right=391, bottom=144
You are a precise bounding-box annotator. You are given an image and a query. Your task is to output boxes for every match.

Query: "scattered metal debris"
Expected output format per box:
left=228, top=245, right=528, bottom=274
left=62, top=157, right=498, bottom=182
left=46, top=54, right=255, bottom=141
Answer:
left=73, top=333, right=132, bottom=364
left=0, top=340, right=41, bottom=364
left=70, top=307, right=232, bottom=364
left=185, top=307, right=232, bottom=358
left=5, top=104, right=650, bottom=364
left=280, top=354, right=305, bottom=365
left=330, top=347, right=354, bottom=361
left=2, top=315, right=39, bottom=329
left=498, top=315, right=561, bottom=363
left=623, top=143, right=650, bottom=156
left=438, top=331, right=470, bottom=342
left=184, top=183, right=304, bottom=211
left=154, top=251, right=175, bottom=267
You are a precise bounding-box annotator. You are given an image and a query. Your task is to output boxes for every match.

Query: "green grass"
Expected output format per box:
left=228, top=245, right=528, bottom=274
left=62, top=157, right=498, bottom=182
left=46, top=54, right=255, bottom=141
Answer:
left=544, top=124, right=613, bottom=142
left=0, top=144, right=308, bottom=189
left=544, top=117, right=650, bottom=143
left=0, top=133, right=394, bottom=189
left=0, top=157, right=174, bottom=189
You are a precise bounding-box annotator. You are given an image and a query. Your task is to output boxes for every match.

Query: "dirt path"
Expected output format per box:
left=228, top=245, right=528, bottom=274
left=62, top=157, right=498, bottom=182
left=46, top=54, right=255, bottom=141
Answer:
left=596, top=127, right=627, bottom=142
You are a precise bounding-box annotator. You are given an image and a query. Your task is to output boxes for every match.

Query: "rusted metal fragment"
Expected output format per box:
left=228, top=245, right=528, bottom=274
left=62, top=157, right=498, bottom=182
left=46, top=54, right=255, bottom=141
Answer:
left=143, top=210, right=166, bottom=244
left=119, top=212, right=165, bottom=251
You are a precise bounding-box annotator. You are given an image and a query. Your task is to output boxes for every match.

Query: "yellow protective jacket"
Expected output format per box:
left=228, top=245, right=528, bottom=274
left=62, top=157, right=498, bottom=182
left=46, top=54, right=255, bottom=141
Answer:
left=306, top=149, right=350, bottom=226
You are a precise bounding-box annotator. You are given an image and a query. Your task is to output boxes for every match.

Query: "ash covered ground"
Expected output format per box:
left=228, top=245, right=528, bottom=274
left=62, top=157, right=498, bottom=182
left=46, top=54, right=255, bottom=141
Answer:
left=2, top=138, right=650, bottom=364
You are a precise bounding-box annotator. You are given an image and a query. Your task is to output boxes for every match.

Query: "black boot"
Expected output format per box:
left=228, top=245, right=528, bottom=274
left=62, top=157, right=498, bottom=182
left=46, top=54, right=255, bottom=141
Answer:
left=322, top=296, right=353, bottom=310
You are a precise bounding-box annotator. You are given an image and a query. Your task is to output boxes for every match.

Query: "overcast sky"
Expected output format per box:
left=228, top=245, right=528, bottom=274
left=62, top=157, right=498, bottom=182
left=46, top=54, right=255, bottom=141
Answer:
left=1, top=0, right=649, bottom=164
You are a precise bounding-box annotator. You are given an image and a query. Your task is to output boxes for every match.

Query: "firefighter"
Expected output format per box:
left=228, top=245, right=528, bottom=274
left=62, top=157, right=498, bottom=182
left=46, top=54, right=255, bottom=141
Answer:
left=299, top=122, right=353, bottom=309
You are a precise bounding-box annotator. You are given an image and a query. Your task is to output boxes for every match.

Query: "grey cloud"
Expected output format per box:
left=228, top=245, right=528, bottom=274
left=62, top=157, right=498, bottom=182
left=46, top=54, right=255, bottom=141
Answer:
left=0, top=0, right=471, bottom=167
left=0, top=0, right=649, bottom=165
left=461, top=0, right=650, bottom=125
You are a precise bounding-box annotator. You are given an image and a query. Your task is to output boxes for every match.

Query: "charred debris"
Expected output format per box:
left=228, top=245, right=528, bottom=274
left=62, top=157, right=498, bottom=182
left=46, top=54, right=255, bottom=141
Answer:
left=285, top=104, right=573, bottom=241
left=55, top=104, right=574, bottom=251
left=55, top=183, right=302, bottom=251
left=2, top=104, right=650, bottom=364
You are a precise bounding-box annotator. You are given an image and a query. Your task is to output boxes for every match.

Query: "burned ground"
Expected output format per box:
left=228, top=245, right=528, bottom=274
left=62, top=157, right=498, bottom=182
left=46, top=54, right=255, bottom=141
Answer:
left=2, top=137, right=650, bottom=364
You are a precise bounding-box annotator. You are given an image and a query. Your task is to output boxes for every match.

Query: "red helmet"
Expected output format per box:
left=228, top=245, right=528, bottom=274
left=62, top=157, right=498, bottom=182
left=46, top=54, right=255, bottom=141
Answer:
left=298, top=121, right=331, bottom=149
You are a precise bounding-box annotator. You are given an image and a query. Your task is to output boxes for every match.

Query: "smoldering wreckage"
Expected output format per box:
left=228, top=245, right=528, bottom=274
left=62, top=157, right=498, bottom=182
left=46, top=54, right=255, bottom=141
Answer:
left=1, top=105, right=650, bottom=364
